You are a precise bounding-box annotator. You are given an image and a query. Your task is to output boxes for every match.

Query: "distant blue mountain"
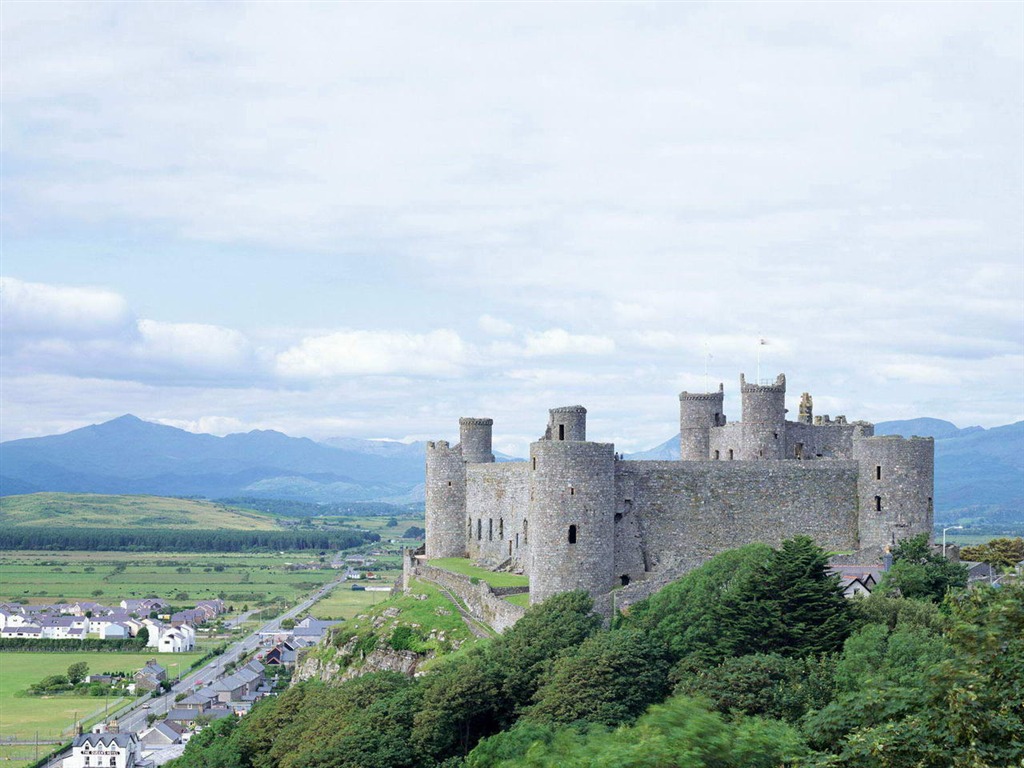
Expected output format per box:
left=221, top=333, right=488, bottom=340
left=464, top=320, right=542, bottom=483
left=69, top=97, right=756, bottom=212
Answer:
left=625, top=420, right=1023, bottom=525
left=0, top=416, right=426, bottom=503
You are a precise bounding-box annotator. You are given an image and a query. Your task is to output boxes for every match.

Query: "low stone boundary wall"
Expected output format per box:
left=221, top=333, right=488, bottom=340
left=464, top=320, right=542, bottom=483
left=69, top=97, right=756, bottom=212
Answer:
left=403, top=552, right=527, bottom=633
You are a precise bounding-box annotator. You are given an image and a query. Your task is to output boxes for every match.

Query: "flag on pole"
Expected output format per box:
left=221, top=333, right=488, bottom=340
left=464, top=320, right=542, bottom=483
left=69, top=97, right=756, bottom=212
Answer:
left=760, top=338, right=769, bottom=346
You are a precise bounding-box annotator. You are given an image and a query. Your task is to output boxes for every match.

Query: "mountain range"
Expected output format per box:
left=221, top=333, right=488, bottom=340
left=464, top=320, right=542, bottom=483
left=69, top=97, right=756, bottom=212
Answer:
left=1, top=415, right=1021, bottom=524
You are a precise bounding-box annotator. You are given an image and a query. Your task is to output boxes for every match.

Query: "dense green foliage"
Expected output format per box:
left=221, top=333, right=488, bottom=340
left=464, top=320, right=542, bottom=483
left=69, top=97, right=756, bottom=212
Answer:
left=625, top=536, right=852, bottom=662
left=169, top=537, right=1023, bottom=768
left=877, top=533, right=969, bottom=601
left=0, top=526, right=377, bottom=552
left=0, top=636, right=148, bottom=652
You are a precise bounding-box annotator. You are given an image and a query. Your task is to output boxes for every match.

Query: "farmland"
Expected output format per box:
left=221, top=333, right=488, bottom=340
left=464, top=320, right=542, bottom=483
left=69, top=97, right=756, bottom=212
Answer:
left=0, top=651, right=203, bottom=749
left=0, top=493, right=283, bottom=530
left=0, top=550, right=341, bottom=606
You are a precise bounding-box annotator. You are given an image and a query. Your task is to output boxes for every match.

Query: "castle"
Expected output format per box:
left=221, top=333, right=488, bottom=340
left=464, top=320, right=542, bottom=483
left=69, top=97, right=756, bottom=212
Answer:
left=424, top=373, right=934, bottom=607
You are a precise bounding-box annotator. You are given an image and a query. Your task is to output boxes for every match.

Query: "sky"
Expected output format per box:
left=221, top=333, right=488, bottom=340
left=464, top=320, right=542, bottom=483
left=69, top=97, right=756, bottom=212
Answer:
left=2, top=1, right=1022, bottom=457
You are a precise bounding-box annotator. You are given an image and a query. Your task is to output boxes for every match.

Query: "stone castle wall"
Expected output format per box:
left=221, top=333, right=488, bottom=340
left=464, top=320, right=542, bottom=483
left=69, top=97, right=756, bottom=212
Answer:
left=424, top=372, right=935, bottom=623
left=613, top=460, right=860, bottom=581
left=465, top=462, right=530, bottom=568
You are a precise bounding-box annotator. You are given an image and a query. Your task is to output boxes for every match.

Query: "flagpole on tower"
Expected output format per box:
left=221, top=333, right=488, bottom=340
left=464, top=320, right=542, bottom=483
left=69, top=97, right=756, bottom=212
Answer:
left=704, top=342, right=711, bottom=393
left=757, top=338, right=768, bottom=383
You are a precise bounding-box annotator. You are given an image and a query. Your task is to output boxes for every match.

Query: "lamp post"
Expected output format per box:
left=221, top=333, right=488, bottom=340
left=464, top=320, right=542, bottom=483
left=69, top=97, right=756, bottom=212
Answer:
left=942, top=525, right=964, bottom=558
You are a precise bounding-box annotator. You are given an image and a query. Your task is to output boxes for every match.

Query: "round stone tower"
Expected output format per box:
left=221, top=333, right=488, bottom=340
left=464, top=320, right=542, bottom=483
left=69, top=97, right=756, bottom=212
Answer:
left=527, top=435, right=616, bottom=605
left=424, top=440, right=468, bottom=558
left=546, top=406, right=587, bottom=442
left=459, top=417, right=495, bottom=464
left=679, top=384, right=725, bottom=461
left=740, top=373, right=786, bottom=460
left=853, top=435, right=934, bottom=550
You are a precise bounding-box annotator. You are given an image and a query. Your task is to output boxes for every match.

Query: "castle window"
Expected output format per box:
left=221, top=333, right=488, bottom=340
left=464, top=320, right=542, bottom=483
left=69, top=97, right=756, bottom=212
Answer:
left=876, top=465, right=882, bottom=480
left=569, top=486, right=575, bottom=496
left=728, top=449, right=734, bottom=460
left=773, top=432, right=778, bottom=440
left=523, top=520, right=528, bottom=544
left=614, top=512, right=623, bottom=523
left=488, top=519, right=493, bottom=541
left=568, top=524, right=577, bottom=544
left=714, top=450, right=720, bottom=460
left=469, top=520, right=473, bottom=538
left=448, top=481, right=452, bottom=487
left=515, top=533, right=519, bottom=548
left=620, top=574, right=630, bottom=586
left=795, top=443, right=803, bottom=459
left=532, top=457, right=537, bottom=470
left=928, top=497, right=933, bottom=511
left=559, top=424, right=565, bottom=441
left=509, top=541, right=512, bottom=556
left=499, top=518, right=503, bottom=537
left=477, top=519, right=482, bottom=540
left=875, top=496, right=882, bottom=512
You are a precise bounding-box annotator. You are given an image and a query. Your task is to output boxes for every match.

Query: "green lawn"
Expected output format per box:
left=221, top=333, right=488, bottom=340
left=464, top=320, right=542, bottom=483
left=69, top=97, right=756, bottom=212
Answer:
left=310, top=586, right=392, bottom=620
left=503, top=592, right=531, bottom=607
left=429, top=558, right=529, bottom=588
left=0, top=651, right=202, bottom=740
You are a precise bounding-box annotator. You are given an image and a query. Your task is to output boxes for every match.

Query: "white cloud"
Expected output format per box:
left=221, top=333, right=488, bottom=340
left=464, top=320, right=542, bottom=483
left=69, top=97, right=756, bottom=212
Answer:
left=135, top=320, right=255, bottom=373
left=478, top=314, right=516, bottom=336
left=522, top=329, right=615, bottom=357
left=275, top=329, right=467, bottom=378
left=0, top=276, right=132, bottom=339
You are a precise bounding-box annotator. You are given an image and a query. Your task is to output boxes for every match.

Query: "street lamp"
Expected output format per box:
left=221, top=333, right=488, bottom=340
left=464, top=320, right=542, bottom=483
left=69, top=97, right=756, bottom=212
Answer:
left=942, top=525, right=964, bottom=558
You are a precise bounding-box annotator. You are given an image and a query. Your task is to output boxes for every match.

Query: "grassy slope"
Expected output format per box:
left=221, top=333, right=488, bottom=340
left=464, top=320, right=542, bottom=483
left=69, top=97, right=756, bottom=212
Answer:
left=310, top=578, right=482, bottom=673
left=0, top=493, right=282, bottom=530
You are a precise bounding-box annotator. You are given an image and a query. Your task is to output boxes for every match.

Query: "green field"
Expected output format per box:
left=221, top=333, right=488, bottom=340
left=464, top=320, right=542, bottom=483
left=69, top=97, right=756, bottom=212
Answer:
left=503, top=592, right=531, bottom=607
left=0, top=651, right=202, bottom=742
left=309, top=586, right=392, bottom=620
left=0, top=550, right=340, bottom=605
left=429, top=558, right=529, bottom=588
left=0, top=493, right=283, bottom=530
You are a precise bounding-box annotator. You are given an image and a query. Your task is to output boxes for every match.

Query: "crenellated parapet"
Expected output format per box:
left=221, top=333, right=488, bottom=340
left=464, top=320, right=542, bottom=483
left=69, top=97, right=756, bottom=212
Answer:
left=679, top=384, right=725, bottom=460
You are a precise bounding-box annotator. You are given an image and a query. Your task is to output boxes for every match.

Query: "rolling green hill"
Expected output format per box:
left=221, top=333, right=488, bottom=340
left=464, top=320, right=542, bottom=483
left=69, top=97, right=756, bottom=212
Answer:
left=0, top=493, right=283, bottom=531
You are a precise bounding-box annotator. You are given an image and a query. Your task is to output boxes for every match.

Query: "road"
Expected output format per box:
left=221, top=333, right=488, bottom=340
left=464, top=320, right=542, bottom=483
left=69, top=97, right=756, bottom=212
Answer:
left=40, top=575, right=348, bottom=767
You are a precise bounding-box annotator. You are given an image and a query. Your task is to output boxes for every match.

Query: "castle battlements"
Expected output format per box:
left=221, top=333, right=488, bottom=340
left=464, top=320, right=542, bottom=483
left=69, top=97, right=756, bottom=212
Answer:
left=425, top=372, right=934, bottom=608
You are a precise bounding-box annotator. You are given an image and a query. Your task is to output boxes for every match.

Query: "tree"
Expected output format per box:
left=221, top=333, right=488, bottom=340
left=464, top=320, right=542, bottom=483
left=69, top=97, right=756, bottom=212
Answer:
left=672, top=652, right=836, bottom=724
left=412, top=649, right=504, bottom=761
left=387, top=517, right=399, bottom=528
left=877, top=533, right=968, bottom=602
left=467, top=695, right=807, bottom=768
left=815, top=584, right=1024, bottom=767
left=492, top=590, right=603, bottom=716
left=626, top=537, right=852, bottom=663
left=526, top=628, right=670, bottom=727
left=67, top=661, right=89, bottom=685
left=960, top=537, right=1024, bottom=570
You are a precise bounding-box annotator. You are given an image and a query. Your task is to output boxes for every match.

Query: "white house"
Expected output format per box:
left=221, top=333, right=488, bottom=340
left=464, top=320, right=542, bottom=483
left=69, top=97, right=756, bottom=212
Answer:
left=63, top=732, right=143, bottom=768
